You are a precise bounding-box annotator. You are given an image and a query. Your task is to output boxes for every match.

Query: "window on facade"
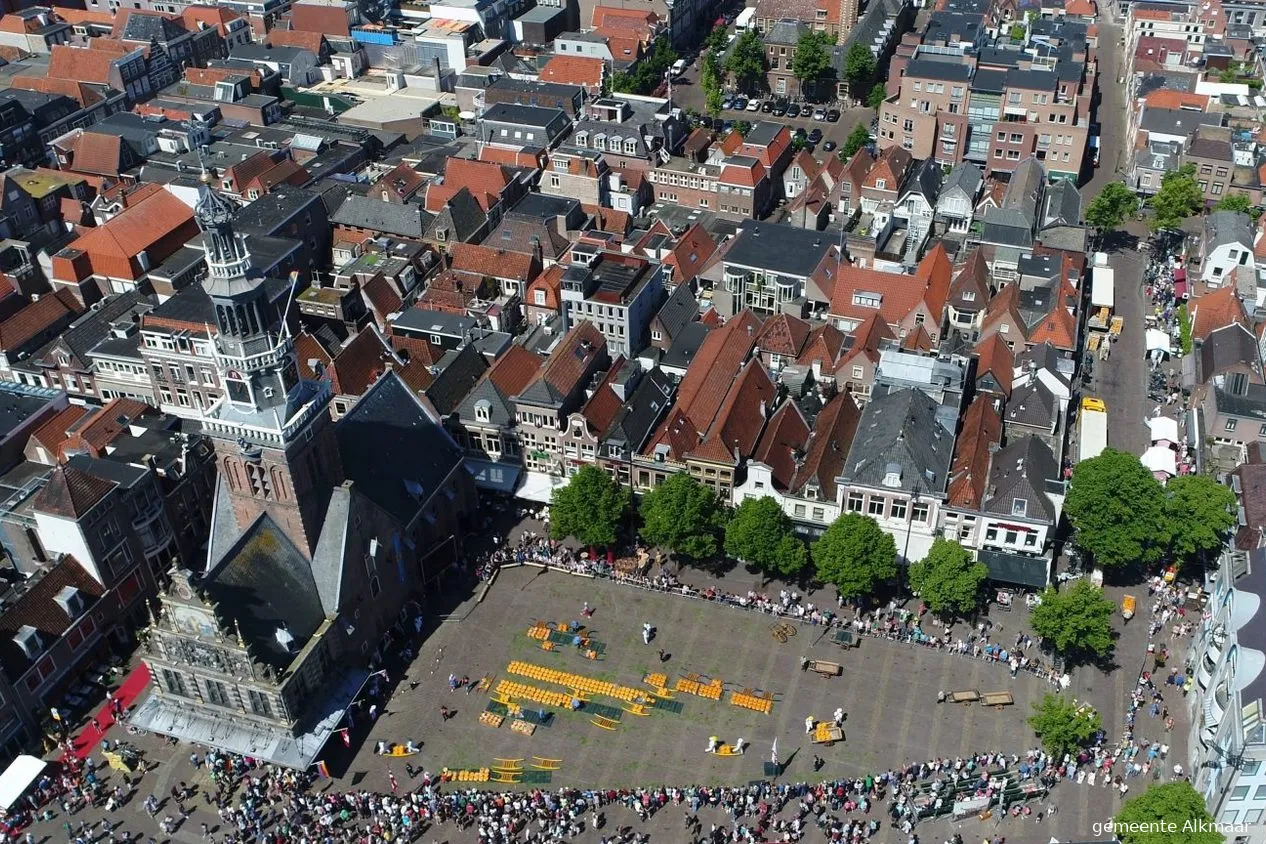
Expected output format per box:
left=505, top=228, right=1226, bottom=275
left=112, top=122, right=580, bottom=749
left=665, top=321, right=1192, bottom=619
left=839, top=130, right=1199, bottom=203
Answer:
left=1024, top=533, right=1037, bottom=547
left=246, top=464, right=273, bottom=498
left=794, top=504, right=806, bottom=517
left=890, top=499, right=907, bottom=520
left=985, top=528, right=998, bottom=542
left=867, top=497, right=885, bottom=516
left=162, top=669, right=188, bottom=697
left=247, top=689, right=272, bottom=718
left=912, top=502, right=929, bottom=523
left=1227, top=419, right=1239, bottom=432
left=1005, top=530, right=1018, bottom=545
left=811, top=507, right=824, bottom=521
left=205, top=679, right=231, bottom=707
left=847, top=492, right=863, bottom=512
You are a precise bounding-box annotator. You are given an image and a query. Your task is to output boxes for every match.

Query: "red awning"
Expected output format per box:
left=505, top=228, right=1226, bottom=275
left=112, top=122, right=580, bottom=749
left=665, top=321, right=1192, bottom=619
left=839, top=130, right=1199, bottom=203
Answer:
left=1174, top=268, right=1186, bottom=282
left=1175, top=280, right=1187, bottom=298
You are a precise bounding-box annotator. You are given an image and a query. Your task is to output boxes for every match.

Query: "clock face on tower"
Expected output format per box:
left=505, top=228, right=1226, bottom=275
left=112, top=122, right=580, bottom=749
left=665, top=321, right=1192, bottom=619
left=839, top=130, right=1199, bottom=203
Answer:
left=175, top=582, right=193, bottom=600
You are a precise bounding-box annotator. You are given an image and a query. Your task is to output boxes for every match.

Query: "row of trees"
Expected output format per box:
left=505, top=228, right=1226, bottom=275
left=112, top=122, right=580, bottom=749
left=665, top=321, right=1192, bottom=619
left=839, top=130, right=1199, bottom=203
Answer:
left=550, top=467, right=998, bottom=613
left=611, top=36, right=678, bottom=95
left=1086, top=170, right=1261, bottom=243
left=1064, top=448, right=1236, bottom=569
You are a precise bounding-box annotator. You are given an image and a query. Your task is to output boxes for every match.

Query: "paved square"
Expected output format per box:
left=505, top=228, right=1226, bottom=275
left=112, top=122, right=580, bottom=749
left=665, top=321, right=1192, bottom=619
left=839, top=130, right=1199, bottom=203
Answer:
left=358, top=566, right=1057, bottom=787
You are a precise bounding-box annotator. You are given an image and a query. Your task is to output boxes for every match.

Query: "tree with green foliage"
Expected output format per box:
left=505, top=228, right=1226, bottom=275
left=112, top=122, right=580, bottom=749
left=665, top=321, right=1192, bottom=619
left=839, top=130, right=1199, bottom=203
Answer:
left=725, top=497, right=807, bottom=580
left=734, top=119, right=752, bottom=136
left=1085, top=182, right=1140, bottom=240
left=1215, top=191, right=1262, bottom=221
left=549, top=465, right=630, bottom=548
left=843, top=43, right=875, bottom=94
left=1113, top=782, right=1225, bottom=844
left=866, top=81, right=887, bottom=110
left=614, top=36, right=678, bottom=94
left=839, top=123, right=871, bottom=159
left=1065, top=448, right=1169, bottom=567
left=1177, top=304, right=1193, bottom=354
left=611, top=71, right=636, bottom=94
left=1165, top=474, right=1237, bottom=564
left=638, top=472, right=726, bottom=561
left=704, top=23, right=729, bottom=52
left=1008, top=22, right=1026, bottom=40
left=701, top=50, right=723, bottom=116
left=1029, top=580, right=1117, bottom=660
left=908, top=538, right=988, bottom=617
left=706, top=87, right=724, bottom=117
left=791, top=31, right=832, bottom=100
left=812, top=513, right=897, bottom=600
left=1148, top=163, right=1204, bottom=231
left=1028, top=694, right=1103, bottom=756
left=725, top=30, right=768, bottom=95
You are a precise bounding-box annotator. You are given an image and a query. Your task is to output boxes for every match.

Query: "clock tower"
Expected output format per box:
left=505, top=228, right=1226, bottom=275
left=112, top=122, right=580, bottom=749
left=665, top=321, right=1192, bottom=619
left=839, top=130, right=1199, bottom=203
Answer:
left=194, top=172, right=342, bottom=556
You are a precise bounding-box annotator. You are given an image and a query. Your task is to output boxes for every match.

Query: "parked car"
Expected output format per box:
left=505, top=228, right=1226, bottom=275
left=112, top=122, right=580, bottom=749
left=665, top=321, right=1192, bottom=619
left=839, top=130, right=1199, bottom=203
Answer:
left=746, top=98, right=761, bottom=112
left=761, top=100, right=774, bottom=113
left=772, top=99, right=789, bottom=116
left=808, top=128, right=823, bottom=144
left=823, top=139, right=837, bottom=152
left=733, top=97, right=748, bottom=110
left=722, top=96, right=735, bottom=110
left=826, top=108, right=841, bottom=122
left=787, top=103, right=802, bottom=118
left=812, top=108, right=827, bottom=121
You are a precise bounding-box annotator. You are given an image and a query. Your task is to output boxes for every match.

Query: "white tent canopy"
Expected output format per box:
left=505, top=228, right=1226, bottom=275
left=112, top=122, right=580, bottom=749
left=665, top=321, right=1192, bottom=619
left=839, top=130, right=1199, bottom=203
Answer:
left=1145, top=328, right=1173, bottom=354
left=0, top=755, right=45, bottom=812
left=1148, top=415, right=1180, bottom=444
left=1141, top=444, right=1178, bottom=477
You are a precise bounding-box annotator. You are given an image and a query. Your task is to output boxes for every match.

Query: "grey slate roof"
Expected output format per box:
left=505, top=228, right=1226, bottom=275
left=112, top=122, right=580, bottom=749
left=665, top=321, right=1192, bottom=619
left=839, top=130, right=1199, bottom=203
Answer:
left=901, top=158, right=943, bottom=204
left=233, top=185, right=324, bottom=236
left=1205, top=210, right=1253, bottom=250
left=336, top=371, right=464, bottom=524
left=839, top=385, right=955, bottom=494
left=30, top=291, right=151, bottom=367
left=764, top=19, right=809, bottom=45
left=457, top=371, right=516, bottom=428
left=923, top=10, right=985, bottom=44
left=601, top=364, right=674, bottom=451
left=661, top=320, right=712, bottom=371
left=905, top=57, right=974, bottom=83
left=1041, top=181, right=1081, bottom=228
left=424, top=344, right=490, bottom=416
left=202, top=513, right=326, bottom=670
left=971, top=67, right=1007, bottom=93
left=1135, top=139, right=1181, bottom=173
left=1015, top=341, right=1073, bottom=389
left=1199, top=323, right=1261, bottom=383
left=331, top=195, right=433, bottom=238
left=1002, top=157, right=1045, bottom=225
left=1005, top=68, right=1058, bottom=92
left=429, top=188, right=487, bottom=243
left=1138, top=107, right=1221, bottom=137
left=480, top=102, right=567, bottom=128
left=981, top=210, right=1034, bottom=248
left=982, top=435, right=1060, bottom=522
left=1004, top=378, right=1057, bottom=431
left=724, top=222, right=834, bottom=278
left=941, top=162, right=982, bottom=201
left=653, top=281, right=699, bottom=344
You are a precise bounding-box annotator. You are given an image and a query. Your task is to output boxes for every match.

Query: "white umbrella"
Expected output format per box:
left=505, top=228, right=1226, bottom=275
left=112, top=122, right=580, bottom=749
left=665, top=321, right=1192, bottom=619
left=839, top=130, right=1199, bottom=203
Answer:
left=1141, top=444, right=1178, bottom=477
left=1145, top=328, right=1172, bottom=354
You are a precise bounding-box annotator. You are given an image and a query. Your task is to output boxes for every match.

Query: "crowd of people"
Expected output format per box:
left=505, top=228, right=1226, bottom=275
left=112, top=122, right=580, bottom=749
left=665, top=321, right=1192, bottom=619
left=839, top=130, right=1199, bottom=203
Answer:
left=487, top=535, right=1066, bottom=688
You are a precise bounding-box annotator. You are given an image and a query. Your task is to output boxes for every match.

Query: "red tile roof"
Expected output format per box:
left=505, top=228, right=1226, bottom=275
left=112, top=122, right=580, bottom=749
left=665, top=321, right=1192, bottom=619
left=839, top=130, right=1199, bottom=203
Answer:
left=755, top=313, right=811, bottom=358
left=671, top=309, right=760, bottom=434
left=526, top=264, right=564, bottom=312
left=790, top=392, right=860, bottom=501
left=828, top=245, right=951, bottom=330
left=67, top=132, right=124, bottom=178
left=266, top=28, right=326, bottom=52
left=62, top=189, right=196, bottom=281
left=488, top=345, right=544, bottom=396
left=31, top=464, right=116, bottom=518
left=449, top=242, right=540, bottom=283
left=426, top=158, right=514, bottom=213
left=28, top=404, right=91, bottom=464
left=9, top=75, right=103, bottom=108
left=534, top=321, right=607, bottom=398
left=796, top=323, right=846, bottom=370
left=180, top=5, right=242, bottom=36
left=47, top=43, right=130, bottom=85
left=1190, top=284, right=1248, bottom=342
left=580, top=356, right=627, bottom=434
left=539, top=55, right=604, bottom=89
left=974, top=332, right=1014, bottom=397
left=65, top=398, right=150, bottom=455
left=751, top=399, right=811, bottom=490
left=0, top=293, right=79, bottom=352
left=946, top=396, right=1002, bottom=509
left=0, top=555, right=104, bottom=675
left=1027, top=298, right=1078, bottom=351
left=687, top=357, right=776, bottom=466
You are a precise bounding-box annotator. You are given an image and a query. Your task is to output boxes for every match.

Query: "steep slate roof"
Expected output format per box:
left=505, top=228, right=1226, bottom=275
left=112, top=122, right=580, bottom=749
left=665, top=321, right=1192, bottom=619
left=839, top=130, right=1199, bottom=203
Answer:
left=946, top=396, right=1002, bottom=509
left=458, top=346, right=544, bottom=428
left=1206, top=209, right=1254, bottom=250
left=982, top=435, right=1061, bottom=522
left=841, top=385, right=955, bottom=494
left=947, top=248, right=990, bottom=311
left=1004, top=378, right=1058, bottom=431
left=332, top=195, right=432, bottom=238
left=336, top=371, right=464, bottom=524
left=1199, top=323, right=1261, bottom=382
left=424, top=345, right=490, bottom=415
left=653, top=281, right=698, bottom=343
left=31, top=463, right=117, bottom=518
left=941, top=162, right=983, bottom=200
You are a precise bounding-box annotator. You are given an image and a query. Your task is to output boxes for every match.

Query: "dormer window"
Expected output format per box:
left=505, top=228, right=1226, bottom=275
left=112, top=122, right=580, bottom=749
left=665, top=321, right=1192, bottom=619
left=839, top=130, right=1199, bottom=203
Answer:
left=474, top=399, right=491, bottom=422
left=881, top=462, right=903, bottom=488
left=1012, top=498, right=1028, bottom=518
left=12, top=625, right=42, bottom=660
left=875, top=179, right=886, bottom=190
left=55, top=586, right=86, bottom=620
left=962, top=291, right=976, bottom=302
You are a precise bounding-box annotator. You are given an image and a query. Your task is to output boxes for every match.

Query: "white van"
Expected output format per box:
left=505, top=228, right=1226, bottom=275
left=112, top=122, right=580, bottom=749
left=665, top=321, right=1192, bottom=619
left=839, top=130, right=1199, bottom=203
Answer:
left=670, top=58, right=687, bottom=78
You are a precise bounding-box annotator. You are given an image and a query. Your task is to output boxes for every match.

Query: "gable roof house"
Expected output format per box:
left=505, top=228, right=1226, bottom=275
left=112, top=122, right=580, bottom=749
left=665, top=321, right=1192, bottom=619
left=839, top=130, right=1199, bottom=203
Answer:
left=936, top=162, right=983, bottom=234
left=1200, top=210, right=1256, bottom=296
left=976, top=435, right=1064, bottom=586
left=837, top=384, right=957, bottom=562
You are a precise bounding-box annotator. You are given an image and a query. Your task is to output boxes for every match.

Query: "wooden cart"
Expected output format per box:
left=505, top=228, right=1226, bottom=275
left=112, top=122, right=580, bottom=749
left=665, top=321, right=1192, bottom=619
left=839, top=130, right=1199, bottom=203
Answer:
left=981, top=691, right=1014, bottom=708
left=948, top=689, right=980, bottom=704
left=808, top=659, right=842, bottom=677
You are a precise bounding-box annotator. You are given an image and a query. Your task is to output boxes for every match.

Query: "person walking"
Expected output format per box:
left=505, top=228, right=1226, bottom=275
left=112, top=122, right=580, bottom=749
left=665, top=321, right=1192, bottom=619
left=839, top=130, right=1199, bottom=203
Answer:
left=804, top=715, right=815, bottom=734
left=642, top=623, right=652, bottom=644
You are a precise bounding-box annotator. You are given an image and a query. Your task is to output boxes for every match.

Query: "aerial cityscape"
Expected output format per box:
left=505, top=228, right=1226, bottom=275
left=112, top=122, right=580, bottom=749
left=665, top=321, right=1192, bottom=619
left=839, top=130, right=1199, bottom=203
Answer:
left=0, top=0, right=1252, bottom=840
